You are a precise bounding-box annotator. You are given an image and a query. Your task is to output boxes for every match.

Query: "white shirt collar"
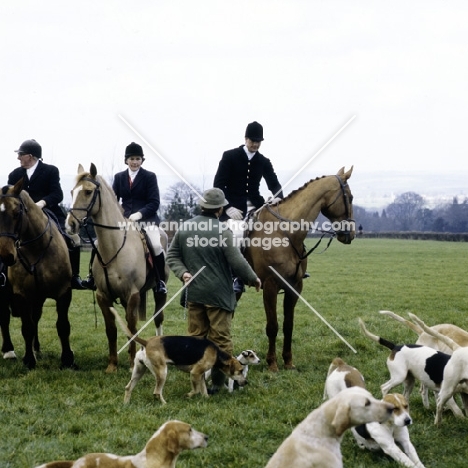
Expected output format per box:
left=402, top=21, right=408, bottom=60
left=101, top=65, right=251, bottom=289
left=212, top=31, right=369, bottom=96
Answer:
left=27, top=160, right=40, bottom=178
left=128, top=168, right=140, bottom=180
left=243, top=145, right=256, bottom=160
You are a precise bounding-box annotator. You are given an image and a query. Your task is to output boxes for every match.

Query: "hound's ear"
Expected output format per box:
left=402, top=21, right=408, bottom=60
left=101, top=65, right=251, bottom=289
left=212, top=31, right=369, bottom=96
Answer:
left=166, top=429, right=180, bottom=454
left=13, top=178, right=24, bottom=195
left=90, top=163, right=97, bottom=178
left=331, top=401, right=351, bottom=436
left=77, top=164, right=85, bottom=174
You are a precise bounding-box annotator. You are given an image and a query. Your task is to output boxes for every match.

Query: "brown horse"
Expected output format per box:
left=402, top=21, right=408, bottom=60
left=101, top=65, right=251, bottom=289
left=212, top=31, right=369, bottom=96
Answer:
left=66, top=164, right=168, bottom=373
left=0, top=180, right=76, bottom=369
left=243, top=167, right=355, bottom=371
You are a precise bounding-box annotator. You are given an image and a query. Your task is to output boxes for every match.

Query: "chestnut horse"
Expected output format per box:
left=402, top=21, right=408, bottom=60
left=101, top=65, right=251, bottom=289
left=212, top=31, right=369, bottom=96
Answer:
left=243, top=167, right=355, bottom=371
left=66, top=164, right=168, bottom=373
left=0, top=180, right=76, bottom=369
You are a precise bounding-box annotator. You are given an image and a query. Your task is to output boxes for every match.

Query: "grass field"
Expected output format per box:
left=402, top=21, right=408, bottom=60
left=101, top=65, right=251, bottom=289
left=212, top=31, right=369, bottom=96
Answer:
left=1, top=238, right=468, bottom=467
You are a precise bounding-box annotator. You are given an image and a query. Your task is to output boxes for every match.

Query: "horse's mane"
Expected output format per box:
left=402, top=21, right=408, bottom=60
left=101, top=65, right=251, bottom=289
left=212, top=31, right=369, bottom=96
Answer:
left=281, top=175, right=327, bottom=203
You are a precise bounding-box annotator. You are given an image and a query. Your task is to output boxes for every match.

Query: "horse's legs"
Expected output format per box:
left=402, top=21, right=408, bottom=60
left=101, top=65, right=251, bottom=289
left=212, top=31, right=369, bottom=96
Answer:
left=31, top=298, right=46, bottom=358
left=97, top=294, right=119, bottom=373
left=13, top=294, right=37, bottom=369
left=263, top=280, right=280, bottom=372
left=282, top=284, right=301, bottom=370
left=55, top=289, right=76, bottom=369
left=0, top=285, right=15, bottom=358
left=152, top=288, right=166, bottom=336
left=125, top=291, right=140, bottom=367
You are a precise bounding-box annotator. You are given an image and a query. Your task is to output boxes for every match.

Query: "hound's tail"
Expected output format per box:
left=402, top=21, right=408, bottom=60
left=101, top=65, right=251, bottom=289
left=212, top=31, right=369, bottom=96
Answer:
left=379, top=310, right=424, bottom=335
left=408, top=313, right=460, bottom=352
left=358, top=318, right=396, bottom=350
left=109, top=306, right=148, bottom=347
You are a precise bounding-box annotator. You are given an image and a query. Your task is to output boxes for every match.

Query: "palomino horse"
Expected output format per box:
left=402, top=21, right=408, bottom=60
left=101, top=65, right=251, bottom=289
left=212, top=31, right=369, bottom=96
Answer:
left=243, top=167, right=355, bottom=371
left=0, top=180, right=76, bottom=369
left=66, top=164, right=168, bottom=373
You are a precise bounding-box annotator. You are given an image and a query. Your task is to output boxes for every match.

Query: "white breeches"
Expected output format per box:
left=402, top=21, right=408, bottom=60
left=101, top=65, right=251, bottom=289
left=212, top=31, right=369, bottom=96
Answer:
left=226, top=219, right=248, bottom=249
left=144, top=224, right=162, bottom=256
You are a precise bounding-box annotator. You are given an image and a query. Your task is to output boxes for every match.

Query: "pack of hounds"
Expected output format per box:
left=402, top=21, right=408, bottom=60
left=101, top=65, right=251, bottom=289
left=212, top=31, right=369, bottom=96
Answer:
left=34, top=310, right=468, bottom=468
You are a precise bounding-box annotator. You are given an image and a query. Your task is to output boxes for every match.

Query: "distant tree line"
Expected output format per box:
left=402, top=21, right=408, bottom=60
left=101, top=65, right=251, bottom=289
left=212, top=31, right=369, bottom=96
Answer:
left=355, top=191, right=468, bottom=233
left=161, top=184, right=468, bottom=234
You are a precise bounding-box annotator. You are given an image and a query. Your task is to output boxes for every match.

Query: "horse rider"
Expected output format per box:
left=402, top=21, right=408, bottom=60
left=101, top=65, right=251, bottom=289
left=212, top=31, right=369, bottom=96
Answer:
left=8, top=139, right=88, bottom=290
left=112, top=142, right=167, bottom=294
left=213, top=121, right=284, bottom=292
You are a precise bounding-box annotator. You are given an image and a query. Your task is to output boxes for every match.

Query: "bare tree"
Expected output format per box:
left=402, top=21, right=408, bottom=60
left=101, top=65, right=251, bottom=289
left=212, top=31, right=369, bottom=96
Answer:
left=386, top=192, right=425, bottom=231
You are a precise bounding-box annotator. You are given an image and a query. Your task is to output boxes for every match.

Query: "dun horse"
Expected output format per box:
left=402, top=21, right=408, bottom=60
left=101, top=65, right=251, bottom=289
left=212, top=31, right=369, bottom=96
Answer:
left=66, top=164, right=168, bottom=373
left=243, top=167, right=355, bottom=371
left=0, top=180, right=76, bottom=369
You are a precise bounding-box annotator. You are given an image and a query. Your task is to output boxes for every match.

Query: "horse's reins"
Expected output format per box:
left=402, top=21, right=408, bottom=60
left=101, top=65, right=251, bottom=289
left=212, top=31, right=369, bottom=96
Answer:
left=0, top=193, right=54, bottom=276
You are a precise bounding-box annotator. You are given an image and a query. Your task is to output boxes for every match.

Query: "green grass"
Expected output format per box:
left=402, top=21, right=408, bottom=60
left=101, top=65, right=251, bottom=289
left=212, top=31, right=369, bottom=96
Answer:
left=1, top=239, right=468, bottom=467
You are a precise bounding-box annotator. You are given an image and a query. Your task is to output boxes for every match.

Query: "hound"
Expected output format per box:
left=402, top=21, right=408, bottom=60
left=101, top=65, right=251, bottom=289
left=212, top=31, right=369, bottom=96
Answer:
left=352, top=393, right=425, bottom=468
left=264, top=387, right=394, bottom=468
left=205, top=349, right=261, bottom=392
left=35, top=420, right=208, bottom=468
left=358, top=318, right=463, bottom=417
left=409, top=313, right=468, bottom=426
left=380, top=310, right=468, bottom=409
left=109, top=307, right=246, bottom=404
left=323, top=357, right=366, bottom=400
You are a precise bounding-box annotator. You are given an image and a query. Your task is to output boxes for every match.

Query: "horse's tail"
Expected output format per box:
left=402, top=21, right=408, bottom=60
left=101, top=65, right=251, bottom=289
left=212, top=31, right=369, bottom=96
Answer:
left=409, top=313, right=460, bottom=352
left=379, top=310, right=423, bottom=335
left=109, top=306, right=148, bottom=347
left=358, top=318, right=396, bottom=350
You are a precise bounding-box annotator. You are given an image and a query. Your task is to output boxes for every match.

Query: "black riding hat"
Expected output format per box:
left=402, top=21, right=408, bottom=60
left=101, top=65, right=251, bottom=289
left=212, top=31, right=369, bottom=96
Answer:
left=124, top=142, right=145, bottom=164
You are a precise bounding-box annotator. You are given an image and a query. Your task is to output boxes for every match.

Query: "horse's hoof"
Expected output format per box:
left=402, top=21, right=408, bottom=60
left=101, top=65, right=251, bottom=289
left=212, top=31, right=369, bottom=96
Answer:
left=105, top=364, right=118, bottom=373
left=3, top=351, right=17, bottom=360
left=60, top=362, right=79, bottom=370
left=284, top=364, right=297, bottom=371
left=268, top=363, right=279, bottom=372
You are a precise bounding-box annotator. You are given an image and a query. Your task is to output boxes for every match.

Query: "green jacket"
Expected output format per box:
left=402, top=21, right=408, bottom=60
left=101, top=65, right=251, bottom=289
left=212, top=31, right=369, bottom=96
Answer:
left=167, top=214, right=258, bottom=312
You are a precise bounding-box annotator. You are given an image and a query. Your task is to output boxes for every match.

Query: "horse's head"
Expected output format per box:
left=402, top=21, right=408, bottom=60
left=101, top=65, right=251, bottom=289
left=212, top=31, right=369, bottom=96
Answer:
left=321, top=166, right=355, bottom=244
left=0, top=179, right=28, bottom=265
left=66, top=163, right=101, bottom=235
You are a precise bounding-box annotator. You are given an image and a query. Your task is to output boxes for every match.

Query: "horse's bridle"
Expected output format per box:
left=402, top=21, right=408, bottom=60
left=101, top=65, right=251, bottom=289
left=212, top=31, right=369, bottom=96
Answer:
left=0, top=193, right=54, bottom=274
left=324, top=175, right=353, bottom=222
left=68, top=177, right=102, bottom=224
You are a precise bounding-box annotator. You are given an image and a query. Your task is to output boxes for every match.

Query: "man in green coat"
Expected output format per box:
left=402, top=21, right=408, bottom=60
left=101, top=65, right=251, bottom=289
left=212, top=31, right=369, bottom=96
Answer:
left=167, top=187, right=261, bottom=393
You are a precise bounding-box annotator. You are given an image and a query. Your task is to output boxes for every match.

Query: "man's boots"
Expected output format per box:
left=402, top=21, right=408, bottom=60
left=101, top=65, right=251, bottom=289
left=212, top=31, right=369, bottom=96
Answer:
left=69, top=245, right=87, bottom=290
left=152, top=252, right=167, bottom=295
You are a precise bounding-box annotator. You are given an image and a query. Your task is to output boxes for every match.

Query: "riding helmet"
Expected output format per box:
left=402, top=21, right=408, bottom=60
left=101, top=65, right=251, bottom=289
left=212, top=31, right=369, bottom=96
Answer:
left=245, top=121, right=264, bottom=142
left=124, top=142, right=145, bottom=163
left=15, top=139, right=42, bottom=159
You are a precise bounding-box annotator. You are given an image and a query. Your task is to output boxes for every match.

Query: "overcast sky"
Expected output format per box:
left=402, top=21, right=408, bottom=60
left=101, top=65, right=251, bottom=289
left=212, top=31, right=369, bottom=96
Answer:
left=1, top=1, right=467, bottom=207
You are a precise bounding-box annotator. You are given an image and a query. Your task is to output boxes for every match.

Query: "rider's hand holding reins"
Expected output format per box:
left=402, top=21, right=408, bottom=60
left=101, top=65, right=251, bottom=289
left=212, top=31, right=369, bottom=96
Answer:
left=226, top=207, right=243, bottom=220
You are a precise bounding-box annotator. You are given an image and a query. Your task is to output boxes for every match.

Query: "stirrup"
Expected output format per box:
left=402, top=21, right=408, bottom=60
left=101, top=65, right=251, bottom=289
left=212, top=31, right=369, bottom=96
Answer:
left=233, top=277, right=245, bottom=294
left=81, top=275, right=97, bottom=291
left=71, top=275, right=87, bottom=290
left=155, top=280, right=167, bottom=295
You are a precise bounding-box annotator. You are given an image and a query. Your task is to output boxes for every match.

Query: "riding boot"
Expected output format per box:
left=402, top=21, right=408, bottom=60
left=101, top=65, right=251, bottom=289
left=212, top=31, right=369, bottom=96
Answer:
left=208, top=367, right=226, bottom=395
left=152, top=252, right=167, bottom=295
left=69, top=246, right=86, bottom=290
left=81, top=249, right=97, bottom=291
